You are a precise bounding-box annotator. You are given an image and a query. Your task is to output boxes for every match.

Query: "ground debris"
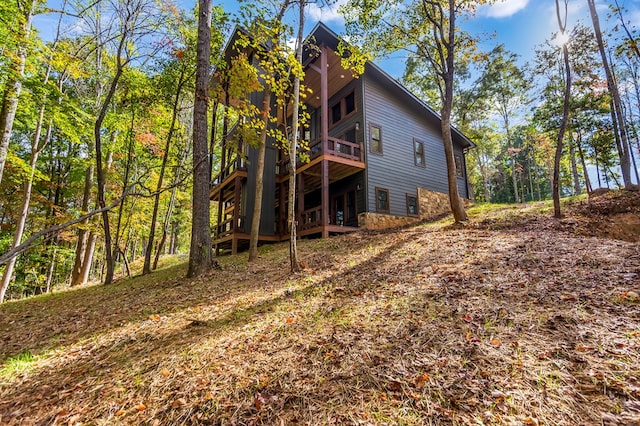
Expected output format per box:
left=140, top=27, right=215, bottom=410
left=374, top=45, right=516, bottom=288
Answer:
left=1, top=196, right=639, bottom=424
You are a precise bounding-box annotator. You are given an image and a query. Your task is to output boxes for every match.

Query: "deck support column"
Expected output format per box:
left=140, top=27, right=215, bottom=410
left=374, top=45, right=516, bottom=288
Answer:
left=320, top=44, right=330, bottom=238
left=322, top=160, right=329, bottom=237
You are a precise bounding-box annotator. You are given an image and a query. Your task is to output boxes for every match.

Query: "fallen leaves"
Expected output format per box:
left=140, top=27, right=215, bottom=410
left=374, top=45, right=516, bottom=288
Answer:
left=1, top=198, right=639, bottom=425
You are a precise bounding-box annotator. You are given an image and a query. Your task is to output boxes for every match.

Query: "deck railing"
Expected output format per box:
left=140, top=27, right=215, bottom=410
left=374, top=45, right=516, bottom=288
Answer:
left=300, top=206, right=323, bottom=231
left=215, top=216, right=245, bottom=238
left=280, top=137, right=363, bottom=176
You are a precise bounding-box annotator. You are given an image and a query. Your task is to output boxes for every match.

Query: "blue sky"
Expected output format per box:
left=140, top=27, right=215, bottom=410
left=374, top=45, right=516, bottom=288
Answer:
left=207, top=0, right=639, bottom=78
left=33, top=0, right=640, bottom=78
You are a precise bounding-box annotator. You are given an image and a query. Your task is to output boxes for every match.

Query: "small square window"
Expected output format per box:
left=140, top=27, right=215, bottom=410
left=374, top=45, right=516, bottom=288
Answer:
left=376, top=187, right=389, bottom=213
left=406, top=194, right=418, bottom=216
left=454, top=154, right=464, bottom=177
left=370, top=124, right=382, bottom=154
left=414, top=139, right=425, bottom=167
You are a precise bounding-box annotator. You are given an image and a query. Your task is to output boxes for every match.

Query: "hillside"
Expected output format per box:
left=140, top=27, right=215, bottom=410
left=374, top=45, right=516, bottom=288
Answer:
left=1, top=192, right=639, bottom=425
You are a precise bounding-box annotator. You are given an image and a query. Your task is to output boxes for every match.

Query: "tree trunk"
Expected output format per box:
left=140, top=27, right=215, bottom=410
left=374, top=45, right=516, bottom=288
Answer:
left=576, top=132, right=592, bottom=193
left=188, top=0, right=217, bottom=278
left=553, top=0, right=571, bottom=218
left=570, top=137, right=581, bottom=195
left=0, top=39, right=56, bottom=301
left=440, top=0, right=467, bottom=223
left=248, top=90, right=271, bottom=262
left=153, top=141, right=188, bottom=269
left=288, top=1, right=305, bottom=273
left=0, top=0, right=36, bottom=187
left=71, top=164, right=94, bottom=286
left=587, top=0, right=632, bottom=187
left=144, top=66, right=186, bottom=274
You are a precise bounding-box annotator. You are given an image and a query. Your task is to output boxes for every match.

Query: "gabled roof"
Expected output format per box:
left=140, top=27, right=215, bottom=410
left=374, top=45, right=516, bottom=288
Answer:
left=306, top=22, right=475, bottom=150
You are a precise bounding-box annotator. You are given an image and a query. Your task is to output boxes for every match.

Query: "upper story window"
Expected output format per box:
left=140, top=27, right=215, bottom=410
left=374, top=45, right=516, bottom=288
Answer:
left=414, top=139, right=425, bottom=167
left=370, top=124, right=382, bottom=154
left=376, top=187, right=389, bottom=213
left=454, top=154, right=464, bottom=177
left=330, top=91, right=356, bottom=125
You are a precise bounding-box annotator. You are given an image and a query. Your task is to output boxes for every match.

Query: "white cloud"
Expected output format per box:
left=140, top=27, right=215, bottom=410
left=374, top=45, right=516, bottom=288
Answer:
left=481, top=0, right=529, bottom=18
left=306, top=0, right=348, bottom=24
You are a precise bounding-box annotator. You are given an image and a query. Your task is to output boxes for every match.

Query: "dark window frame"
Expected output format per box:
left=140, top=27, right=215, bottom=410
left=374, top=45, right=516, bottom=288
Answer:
left=454, top=154, right=464, bottom=177
left=369, top=123, right=383, bottom=155
left=414, top=138, right=425, bottom=167
left=375, top=187, right=390, bottom=213
left=329, top=90, right=357, bottom=126
left=406, top=193, right=419, bottom=217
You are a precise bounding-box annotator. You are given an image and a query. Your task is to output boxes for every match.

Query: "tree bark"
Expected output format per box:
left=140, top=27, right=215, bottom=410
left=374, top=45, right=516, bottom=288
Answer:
left=587, top=0, right=632, bottom=187
left=71, top=165, right=94, bottom=286
left=288, top=0, right=305, bottom=273
left=144, top=66, right=186, bottom=274
left=442, top=0, right=467, bottom=223
left=0, top=0, right=36, bottom=187
left=248, top=90, right=270, bottom=262
left=570, top=136, right=581, bottom=195
left=188, top=0, right=217, bottom=278
left=553, top=0, right=571, bottom=218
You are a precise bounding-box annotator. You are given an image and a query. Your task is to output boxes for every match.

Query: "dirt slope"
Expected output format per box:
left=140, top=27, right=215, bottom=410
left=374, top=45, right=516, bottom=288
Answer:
left=0, top=195, right=638, bottom=425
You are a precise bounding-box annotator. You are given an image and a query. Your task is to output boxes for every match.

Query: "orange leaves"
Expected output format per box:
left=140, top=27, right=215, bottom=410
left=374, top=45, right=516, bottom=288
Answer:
left=135, top=403, right=147, bottom=411
left=489, top=339, right=503, bottom=347
left=161, top=368, right=171, bottom=377
left=461, top=314, right=473, bottom=323
left=285, top=317, right=295, bottom=324
left=414, top=374, right=429, bottom=389
left=148, top=314, right=161, bottom=321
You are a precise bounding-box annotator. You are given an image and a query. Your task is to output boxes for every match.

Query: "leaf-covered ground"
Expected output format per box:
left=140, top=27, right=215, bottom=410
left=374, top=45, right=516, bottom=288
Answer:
left=1, top=192, right=639, bottom=425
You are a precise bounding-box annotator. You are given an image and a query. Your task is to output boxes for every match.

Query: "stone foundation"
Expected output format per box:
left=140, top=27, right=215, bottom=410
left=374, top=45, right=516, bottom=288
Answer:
left=358, top=188, right=461, bottom=231
left=417, top=188, right=452, bottom=220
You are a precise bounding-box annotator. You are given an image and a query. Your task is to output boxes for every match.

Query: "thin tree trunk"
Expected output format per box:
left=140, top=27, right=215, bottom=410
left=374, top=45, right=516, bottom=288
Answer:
left=288, top=0, right=305, bottom=273
left=45, top=246, right=57, bottom=293
left=144, top=66, right=186, bottom=274
left=0, top=0, right=36, bottom=186
left=153, top=140, right=188, bottom=269
left=576, top=131, right=592, bottom=193
left=570, top=137, right=581, bottom=195
left=553, top=0, right=571, bottom=218
left=95, top=33, right=126, bottom=285
left=587, top=0, right=632, bottom=187
left=71, top=165, right=94, bottom=286
left=248, top=90, right=270, bottom=262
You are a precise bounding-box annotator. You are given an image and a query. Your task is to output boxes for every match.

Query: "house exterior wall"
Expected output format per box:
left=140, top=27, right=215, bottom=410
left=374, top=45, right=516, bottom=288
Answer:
left=362, top=71, right=469, bottom=218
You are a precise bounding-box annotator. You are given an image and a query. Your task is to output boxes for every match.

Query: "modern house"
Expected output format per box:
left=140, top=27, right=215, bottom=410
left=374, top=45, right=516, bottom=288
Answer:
left=211, top=23, right=474, bottom=254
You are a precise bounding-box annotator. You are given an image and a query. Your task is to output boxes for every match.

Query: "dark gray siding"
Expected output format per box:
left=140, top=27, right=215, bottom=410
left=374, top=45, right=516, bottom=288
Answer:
left=363, top=73, right=468, bottom=215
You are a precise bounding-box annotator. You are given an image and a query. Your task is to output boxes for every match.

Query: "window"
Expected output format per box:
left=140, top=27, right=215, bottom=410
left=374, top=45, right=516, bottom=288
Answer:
left=454, top=154, right=464, bottom=177
left=376, top=187, right=389, bottom=213
left=331, top=103, right=342, bottom=124
left=344, top=92, right=355, bottom=115
left=414, top=139, right=425, bottom=167
left=406, top=194, right=418, bottom=216
left=370, top=124, right=382, bottom=154
left=330, top=91, right=356, bottom=125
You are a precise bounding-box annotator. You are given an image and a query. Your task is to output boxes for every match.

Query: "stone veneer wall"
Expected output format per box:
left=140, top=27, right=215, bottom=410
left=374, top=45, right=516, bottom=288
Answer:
left=358, top=188, right=455, bottom=231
